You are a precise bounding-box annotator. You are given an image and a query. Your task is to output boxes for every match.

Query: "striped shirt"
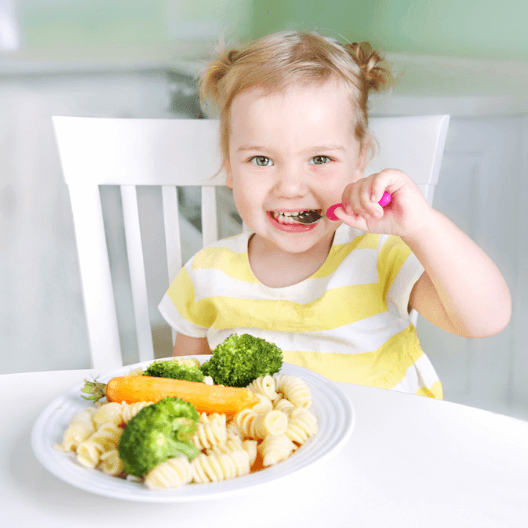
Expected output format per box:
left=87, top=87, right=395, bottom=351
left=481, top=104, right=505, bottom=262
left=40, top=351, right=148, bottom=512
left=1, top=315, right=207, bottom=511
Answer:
left=159, top=225, right=443, bottom=398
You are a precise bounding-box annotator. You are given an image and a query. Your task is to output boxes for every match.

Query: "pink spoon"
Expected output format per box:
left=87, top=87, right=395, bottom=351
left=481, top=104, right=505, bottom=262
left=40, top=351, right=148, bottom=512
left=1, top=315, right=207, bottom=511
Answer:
left=326, top=191, right=392, bottom=221
left=295, top=192, right=392, bottom=224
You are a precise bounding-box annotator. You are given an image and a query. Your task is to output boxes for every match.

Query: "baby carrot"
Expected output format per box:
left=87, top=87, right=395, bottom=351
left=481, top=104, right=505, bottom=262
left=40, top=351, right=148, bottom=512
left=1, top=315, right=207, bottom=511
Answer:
left=105, top=375, right=259, bottom=414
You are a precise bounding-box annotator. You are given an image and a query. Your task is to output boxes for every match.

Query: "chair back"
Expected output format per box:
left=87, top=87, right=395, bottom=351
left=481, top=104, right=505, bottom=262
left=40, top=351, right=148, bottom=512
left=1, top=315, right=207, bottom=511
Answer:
left=53, top=115, right=449, bottom=370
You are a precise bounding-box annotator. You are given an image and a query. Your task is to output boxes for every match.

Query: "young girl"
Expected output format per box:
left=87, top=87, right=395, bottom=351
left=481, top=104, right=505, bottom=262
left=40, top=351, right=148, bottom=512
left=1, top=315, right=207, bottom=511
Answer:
left=158, top=30, right=511, bottom=398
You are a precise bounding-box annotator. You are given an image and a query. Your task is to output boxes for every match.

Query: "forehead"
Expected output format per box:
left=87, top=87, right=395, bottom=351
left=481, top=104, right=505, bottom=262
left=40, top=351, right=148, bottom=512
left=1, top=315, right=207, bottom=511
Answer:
left=228, top=80, right=357, bottom=148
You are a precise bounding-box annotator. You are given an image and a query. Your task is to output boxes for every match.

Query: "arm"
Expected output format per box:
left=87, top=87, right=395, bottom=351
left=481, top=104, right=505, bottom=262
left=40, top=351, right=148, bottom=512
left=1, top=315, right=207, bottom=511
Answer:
left=172, top=333, right=211, bottom=356
left=336, top=169, right=511, bottom=338
left=405, top=209, right=511, bottom=337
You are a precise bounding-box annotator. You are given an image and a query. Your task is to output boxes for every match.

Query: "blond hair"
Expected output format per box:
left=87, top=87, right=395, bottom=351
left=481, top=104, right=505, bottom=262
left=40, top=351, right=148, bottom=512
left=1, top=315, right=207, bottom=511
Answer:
left=198, top=30, right=392, bottom=169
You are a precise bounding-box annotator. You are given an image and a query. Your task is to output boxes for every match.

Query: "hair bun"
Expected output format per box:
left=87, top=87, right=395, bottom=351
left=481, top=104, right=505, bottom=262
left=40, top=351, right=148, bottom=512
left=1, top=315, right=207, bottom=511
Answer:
left=344, top=42, right=392, bottom=92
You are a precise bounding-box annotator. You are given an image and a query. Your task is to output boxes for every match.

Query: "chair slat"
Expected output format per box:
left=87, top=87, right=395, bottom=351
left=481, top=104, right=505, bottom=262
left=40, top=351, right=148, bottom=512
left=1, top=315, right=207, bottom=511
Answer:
left=68, top=184, right=122, bottom=371
left=201, top=186, right=218, bottom=247
left=162, top=185, right=182, bottom=345
left=162, top=186, right=183, bottom=282
left=120, top=185, right=155, bottom=363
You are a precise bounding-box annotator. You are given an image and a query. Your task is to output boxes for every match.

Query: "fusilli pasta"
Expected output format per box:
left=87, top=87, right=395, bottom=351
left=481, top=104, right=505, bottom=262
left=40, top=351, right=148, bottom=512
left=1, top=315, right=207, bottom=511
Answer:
left=273, top=373, right=312, bottom=408
left=191, top=413, right=227, bottom=450
left=191, top=451, right=250, bottom=484
left=247, top=375, right=278, bottom=401
left=144, top=456, right=193, bottom=489
left=258, top=434, right=295, bottom=467
left=285, top=408, right=318, bottom=446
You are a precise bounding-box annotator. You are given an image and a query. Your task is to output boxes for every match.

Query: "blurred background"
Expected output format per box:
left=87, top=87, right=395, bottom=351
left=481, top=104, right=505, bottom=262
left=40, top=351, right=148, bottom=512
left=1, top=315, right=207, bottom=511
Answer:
left=1, top=1, right=527, bottom=420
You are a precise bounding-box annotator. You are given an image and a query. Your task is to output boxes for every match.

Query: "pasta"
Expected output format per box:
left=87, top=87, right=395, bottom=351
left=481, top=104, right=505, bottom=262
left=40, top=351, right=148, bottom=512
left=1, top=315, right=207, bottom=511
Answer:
left=99, top=449, right=125, bottom=476
left=55, top=408, right=97, bottom=452
left=206, top=433, right=244, bottom=456
left=191, top=413, right=227, bottom=450
left=273, top=373, right=312, bottom=408
left=284, top=408, right=318, bottom=446
left=144, top=456, right=193, bottom=489
left=247, top=375, right=278, bottom=401
left=258, top=435, right=295, bottom=466
left=273, top=397, right=295, bottom=415
left=57, top=371, right=318, bottom=490
left=121, top=401, right=153, bottom=424
left=251, top=393, right=274, bottom=414
left=93, top=402, right=123, bottom=427
left=76, top=422, right=123, bottom=469
left=232, top=408, right=288, bottom=440
left=191, top=450, right=250, bottom=483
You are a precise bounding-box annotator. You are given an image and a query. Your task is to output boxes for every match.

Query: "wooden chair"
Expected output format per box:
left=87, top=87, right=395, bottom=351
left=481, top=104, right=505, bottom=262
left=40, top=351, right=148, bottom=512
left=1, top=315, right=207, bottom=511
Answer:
left=52, top=115, right=450, bottom=371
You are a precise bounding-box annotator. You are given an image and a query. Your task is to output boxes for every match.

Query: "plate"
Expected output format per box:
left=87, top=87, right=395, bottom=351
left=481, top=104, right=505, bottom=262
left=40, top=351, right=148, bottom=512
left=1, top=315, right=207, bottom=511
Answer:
left=31, top=359, right=355, bottom=502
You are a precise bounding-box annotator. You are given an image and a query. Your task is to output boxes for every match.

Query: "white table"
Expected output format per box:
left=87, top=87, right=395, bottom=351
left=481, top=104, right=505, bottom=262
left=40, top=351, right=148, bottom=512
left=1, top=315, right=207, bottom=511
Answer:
left=2, top=369, right=528, bottom=528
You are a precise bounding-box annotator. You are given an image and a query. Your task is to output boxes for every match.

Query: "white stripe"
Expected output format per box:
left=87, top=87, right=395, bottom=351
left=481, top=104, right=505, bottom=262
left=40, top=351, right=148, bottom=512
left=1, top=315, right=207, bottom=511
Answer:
left=190, top=247, right=379, bottom=304
left=386, top=252, right=424, bottom=319
left=205, top=312, right=411, bottom=355
left=333, top=225, right=366, bottom=245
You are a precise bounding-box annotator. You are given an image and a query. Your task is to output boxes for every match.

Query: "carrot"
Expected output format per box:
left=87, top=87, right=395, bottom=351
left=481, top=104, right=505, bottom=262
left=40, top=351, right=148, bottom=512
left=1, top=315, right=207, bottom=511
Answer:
left=105, top=376, right=259, bottom=414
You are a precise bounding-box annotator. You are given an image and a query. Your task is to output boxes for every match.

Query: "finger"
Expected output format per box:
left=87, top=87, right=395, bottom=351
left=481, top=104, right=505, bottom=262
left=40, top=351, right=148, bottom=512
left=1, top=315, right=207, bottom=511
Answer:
left=369, top=176, right=392, bottom=207
left=333, top=205, right=368, bottom=231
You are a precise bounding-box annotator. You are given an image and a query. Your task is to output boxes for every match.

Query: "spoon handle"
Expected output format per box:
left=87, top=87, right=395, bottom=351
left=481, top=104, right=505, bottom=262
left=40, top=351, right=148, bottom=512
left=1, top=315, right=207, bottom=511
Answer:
left=326, top=192, right=392, bottom=221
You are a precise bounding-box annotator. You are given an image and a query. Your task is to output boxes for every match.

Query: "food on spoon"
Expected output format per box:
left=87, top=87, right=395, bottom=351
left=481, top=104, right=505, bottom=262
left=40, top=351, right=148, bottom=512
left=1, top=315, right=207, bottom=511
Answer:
left=105, top=375, right=259, bottom=414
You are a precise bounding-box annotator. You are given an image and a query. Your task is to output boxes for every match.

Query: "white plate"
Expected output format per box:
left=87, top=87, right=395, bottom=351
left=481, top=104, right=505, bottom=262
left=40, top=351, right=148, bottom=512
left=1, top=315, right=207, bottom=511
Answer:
left=31, top=359, right=355, bottom=502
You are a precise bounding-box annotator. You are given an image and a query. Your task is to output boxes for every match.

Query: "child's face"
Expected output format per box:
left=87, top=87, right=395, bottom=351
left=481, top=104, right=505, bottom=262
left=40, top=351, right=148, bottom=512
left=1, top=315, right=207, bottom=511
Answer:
left=225, top=79, right=366, bottom=255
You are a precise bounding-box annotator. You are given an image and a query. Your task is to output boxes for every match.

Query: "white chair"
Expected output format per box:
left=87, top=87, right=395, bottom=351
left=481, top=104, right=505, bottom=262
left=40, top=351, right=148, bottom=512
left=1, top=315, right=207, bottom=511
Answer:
left=52, top=115, right=450, bottom=371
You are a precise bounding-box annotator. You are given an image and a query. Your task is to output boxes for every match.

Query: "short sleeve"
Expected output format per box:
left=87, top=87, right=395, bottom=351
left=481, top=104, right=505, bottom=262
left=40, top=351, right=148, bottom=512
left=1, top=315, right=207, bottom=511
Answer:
left=377, top=235, right=424, bottom=319
left=158, top=263, right=210, bottom=338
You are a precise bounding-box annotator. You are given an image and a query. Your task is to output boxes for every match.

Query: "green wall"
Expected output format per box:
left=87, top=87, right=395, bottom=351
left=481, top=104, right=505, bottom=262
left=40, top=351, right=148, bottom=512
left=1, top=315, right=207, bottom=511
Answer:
left=248, top=0, right=528, bottom=61
left=13, top=0, right=528, bottom=62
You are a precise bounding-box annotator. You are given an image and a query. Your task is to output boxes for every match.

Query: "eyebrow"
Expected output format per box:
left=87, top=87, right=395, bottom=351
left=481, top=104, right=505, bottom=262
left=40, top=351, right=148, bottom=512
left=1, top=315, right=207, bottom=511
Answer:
left=236, top=145, right=347, bottom=153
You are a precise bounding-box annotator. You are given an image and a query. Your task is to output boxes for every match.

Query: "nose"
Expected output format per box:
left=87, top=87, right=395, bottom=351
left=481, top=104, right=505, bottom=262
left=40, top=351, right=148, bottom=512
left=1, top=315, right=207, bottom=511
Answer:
left=272, top=162, right=308, bottom=198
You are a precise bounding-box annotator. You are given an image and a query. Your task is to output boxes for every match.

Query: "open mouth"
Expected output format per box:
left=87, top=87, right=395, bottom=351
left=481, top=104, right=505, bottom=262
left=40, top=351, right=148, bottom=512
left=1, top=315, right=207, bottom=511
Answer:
left=269, top=210, right=323, bottom=225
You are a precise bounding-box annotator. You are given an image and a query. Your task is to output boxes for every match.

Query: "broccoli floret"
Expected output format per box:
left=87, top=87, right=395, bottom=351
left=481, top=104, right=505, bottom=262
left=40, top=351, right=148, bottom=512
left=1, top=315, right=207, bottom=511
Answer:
left=118, top=397, right=200, bottom=477
left=144, top=359, right=204, bottom=382
left=202, top=333, right=283, bottom=387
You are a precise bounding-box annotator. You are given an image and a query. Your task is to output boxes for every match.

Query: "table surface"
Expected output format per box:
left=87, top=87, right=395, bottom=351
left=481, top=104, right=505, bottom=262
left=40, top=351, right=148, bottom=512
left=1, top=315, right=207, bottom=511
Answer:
left=3, top=368, right=528, bottom=528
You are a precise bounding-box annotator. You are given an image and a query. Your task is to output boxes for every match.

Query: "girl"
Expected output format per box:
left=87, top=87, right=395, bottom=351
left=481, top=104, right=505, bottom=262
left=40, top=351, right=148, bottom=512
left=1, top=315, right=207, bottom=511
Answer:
left=158, top=31, right=511, bottom=398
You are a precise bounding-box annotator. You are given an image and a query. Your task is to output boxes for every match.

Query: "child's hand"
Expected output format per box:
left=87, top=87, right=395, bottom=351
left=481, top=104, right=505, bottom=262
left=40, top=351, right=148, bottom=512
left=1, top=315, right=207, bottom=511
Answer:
left=333, top=169, right=432, bottom=237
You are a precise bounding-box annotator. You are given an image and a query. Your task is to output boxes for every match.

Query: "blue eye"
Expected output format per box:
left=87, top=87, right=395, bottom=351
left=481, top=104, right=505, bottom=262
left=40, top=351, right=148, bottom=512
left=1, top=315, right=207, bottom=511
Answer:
left=310, top=156, right=332, bottom=165
left=251, top=156, right=274, bottom=167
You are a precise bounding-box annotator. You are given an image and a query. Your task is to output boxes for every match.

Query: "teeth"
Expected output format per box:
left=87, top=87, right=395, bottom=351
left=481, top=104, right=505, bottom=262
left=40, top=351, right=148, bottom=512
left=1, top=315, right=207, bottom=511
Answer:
left=282, top=212, right=301, bottom=217
left=274, top=210, right=315, bottom=217
left=271, top=210, right=318, bottom=224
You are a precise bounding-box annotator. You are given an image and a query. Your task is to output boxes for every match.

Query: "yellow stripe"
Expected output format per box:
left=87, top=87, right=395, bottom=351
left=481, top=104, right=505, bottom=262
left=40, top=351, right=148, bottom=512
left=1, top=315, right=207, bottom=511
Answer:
left=192, top=247, right=257, bottom=283
left=190, top=233, right=380, bottom=282
left=377, top=237, right=412, bottom=304
left=312, top=233, right=379, bottom=278
left=166, top=267, right=217, bottom=328
left=172, top=284, right=385, bottom=332
left=282, top=326, right=441, bottom=397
